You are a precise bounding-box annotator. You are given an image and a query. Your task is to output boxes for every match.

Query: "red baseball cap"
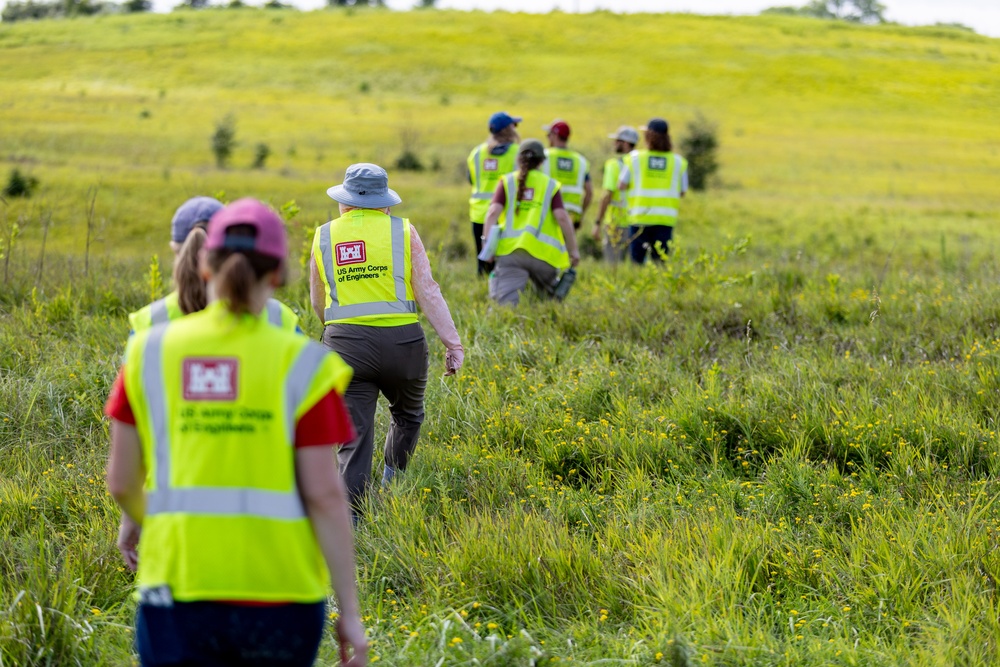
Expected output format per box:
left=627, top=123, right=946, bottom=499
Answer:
left=205, top=198, right=288, bottom=265
left=543, top=119, right=571, bottom=140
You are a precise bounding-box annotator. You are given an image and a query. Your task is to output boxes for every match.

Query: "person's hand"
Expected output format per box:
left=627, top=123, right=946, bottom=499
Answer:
left=591, top=225, right=602, bottom=242
left=336, top=616, right=368, bottom=667
left=569, top=251, right=581, bottom=268
left=117, top=514, right=141, bottom=572
left=445, top=347, right=464, bottom=376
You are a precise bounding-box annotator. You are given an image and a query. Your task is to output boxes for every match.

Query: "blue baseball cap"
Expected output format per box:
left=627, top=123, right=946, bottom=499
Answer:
left=641, top=118, right=669, bottom=134
left=489, top=111, right=522, bottom=135
left=171, top=196, right=224, bottom=243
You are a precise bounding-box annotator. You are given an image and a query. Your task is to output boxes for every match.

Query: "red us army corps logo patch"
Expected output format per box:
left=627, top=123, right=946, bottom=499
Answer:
left=335, top=241, right=366, bottom=266
left=183, top=358, right=239, bottom=401
left=484, top=158, right=499, bottom=171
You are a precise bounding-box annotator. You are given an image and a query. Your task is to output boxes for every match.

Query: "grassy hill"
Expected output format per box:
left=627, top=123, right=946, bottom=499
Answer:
left=2, top=8, right=1000, bottom=667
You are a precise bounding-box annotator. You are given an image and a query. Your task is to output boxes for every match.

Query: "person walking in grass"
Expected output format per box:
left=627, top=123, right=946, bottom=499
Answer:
left=106, top=199, right=367, bottom=667
left=619, top=118, right=689, bottom=264
left=540, top=119, right=592, bottom=231
left=310, top=163, right=464, bottom=516
left=467, top=111, right=521, bottom=277
left=480, top=139, right=581, bottom=306
left=591, top=125, right=639, bottom=263
left=129, top=196, right=300, bottom=334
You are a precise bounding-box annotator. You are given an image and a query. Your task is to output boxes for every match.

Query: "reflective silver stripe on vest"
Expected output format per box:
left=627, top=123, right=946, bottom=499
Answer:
left=265, top=299, right=283, bottom=326
left=632, top=187, right=680, bottom=198
left=628, top=206, right=679, bottom=218
left=471, top=146, right=483, bottom=196
left=147, top=487, right=305, bottom=520
left=141, top=325, right=305, bottom=520
left=472, top=192, right=493, bottom=200
left=322, top=216, right=417, bottom=322
left=150, top=298, right=170, bottom=325
left=319, top=223, right=339, bottom=309
left=143, top=324, right=171, bottom=492
left=284, top=342, right=328, bottom=444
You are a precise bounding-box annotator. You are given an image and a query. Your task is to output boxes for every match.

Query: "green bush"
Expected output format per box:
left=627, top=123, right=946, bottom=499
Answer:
left=2, top=169, right=39, bottom=198
left=679, top=113, right=719, bottom=191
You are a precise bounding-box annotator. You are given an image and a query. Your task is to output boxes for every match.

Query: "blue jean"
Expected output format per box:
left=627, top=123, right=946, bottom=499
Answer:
left=136, top=600, right=326, bottom=666
left=629, top=225, right=674, bottom=264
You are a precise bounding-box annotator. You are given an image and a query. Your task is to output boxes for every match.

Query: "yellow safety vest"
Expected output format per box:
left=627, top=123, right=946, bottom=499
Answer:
left=624, top=150, right=688, bottom=227
left=123, top=300, right=353, bottom=602
left=313, top=209, right=418, bottom=327
left=542, top=147, right=589, bottom=221
left=129, top=291, right=299, bottom=334
left=602, top=157, right=628, bottom=228
left=467, top=142, right=519, bottom=223
left=496, top=170, right=569, bottom=270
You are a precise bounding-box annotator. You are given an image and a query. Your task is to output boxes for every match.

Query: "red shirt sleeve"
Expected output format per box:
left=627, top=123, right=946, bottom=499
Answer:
left=551, top=190, right=565, bottom=211
left=104, top=369, right=136, bottom=425
left=491, top=182, right=507, bottom=207
left=295, top=390, right=356, bottom=448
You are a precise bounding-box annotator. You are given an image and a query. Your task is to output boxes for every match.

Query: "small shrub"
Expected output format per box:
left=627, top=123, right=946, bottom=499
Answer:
left=359, top=81, right=370, bottom=94
left=252, top=142, right=271, bottom=169
left=680, top=113, right=720, bottom=191
left=395, top=149, right=424, bottom=172
left=211, top=114, right=237, bottom=169
left=2, top=169, right=39, bottom=198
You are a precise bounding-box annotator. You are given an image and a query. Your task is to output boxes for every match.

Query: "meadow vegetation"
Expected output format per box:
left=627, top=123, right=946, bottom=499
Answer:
left=1, top=8, right=1000, bottom=666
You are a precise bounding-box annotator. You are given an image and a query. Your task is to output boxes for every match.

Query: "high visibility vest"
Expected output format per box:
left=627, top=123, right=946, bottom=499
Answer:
left=123, top=300, right=353, bottom=602
left=541, top=148, right=589, bottom=220
left=467, top=142, right=519, bottom=223
left=312, top=209, right=418, bottom=327
left=496, top=170, right=569, bottom=270
left=129, top=291, right=299, bottom=334
left=602, top=157, right=628, bottom=228
left=624, top=150, right=688, bottom=227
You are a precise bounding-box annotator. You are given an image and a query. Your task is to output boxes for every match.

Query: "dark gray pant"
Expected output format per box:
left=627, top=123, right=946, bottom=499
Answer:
left=321, top=323, right=429, bottom=509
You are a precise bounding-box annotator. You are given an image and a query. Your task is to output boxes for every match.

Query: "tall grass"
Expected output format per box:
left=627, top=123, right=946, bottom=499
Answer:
left=2, top=8, right=1000, bottom=666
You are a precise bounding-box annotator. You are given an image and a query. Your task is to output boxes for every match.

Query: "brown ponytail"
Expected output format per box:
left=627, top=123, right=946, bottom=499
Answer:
left=206, top=223, right=282, bottom=317
left=173, top=227, right=208, bottom=315
left=646, top=129, right=672, bottom=152
left=516, top=152, right=544, bottom=202
left=214, top=253, right=257, bottom=316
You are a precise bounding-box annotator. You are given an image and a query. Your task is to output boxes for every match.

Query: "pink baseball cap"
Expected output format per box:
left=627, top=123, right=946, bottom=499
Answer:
left=205, top=198, right=287, bottom=264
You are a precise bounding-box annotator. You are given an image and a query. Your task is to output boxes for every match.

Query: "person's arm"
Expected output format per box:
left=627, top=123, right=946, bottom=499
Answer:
left=555, top=208, right=580, bottom=268
left=618, top=163, right=631, bottom=192
left=296, top=446, right=367, bottom=666
left=592, top=190, right=613, bottom=241
left=107, top=419, right=146, bottom=524
left=309, top=255, right=325, bottom=323
left=479, top=183, right=507, bottom=262
left=409, top=226, right=463, bottom=375
left=581, top=175, right=593, bottom=220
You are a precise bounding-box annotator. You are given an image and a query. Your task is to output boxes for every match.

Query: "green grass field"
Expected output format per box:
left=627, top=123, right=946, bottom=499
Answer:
left=2, top=7, right=1000, bottom=666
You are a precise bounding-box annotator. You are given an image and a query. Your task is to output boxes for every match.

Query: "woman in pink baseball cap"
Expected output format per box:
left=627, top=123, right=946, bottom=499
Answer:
left=106, top=198, right=367, bottom=667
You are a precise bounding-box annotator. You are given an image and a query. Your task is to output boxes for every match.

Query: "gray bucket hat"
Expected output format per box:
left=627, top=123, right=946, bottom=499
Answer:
left=608, top=125, right=639, bottom=145
left=326, top=163, right=402, bottom=208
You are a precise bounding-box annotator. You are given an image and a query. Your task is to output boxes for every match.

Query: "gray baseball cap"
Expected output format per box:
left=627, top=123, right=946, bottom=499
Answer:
left=326, top=163, right=402, bottom=209
left=608, top=125, right=639, bottom=145
left=171, top=196, right=223, bottom=243
left=519, top=139, right=546, bottom=161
